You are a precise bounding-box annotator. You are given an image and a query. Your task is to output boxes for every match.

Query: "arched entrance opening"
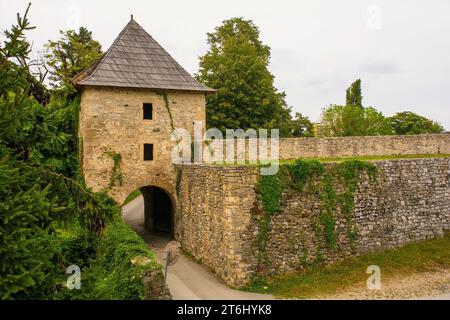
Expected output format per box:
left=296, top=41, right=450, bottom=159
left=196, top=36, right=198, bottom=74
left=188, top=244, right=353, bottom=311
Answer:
left=140, top=186, right=174, bottom=238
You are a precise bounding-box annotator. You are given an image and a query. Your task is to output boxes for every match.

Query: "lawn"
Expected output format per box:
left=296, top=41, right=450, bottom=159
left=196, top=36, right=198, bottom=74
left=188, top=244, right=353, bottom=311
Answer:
left=279, top=153, right=450, bottom=164
left=246, top=232, right=450, bottom=299
left=212, top=153, right=450, bottom=166
left=122, top=189, right=142, bottom=206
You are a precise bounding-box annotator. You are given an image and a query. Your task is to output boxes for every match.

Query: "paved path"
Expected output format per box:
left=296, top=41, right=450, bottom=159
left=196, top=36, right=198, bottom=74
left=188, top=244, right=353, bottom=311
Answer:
left=122, top=196, right=274, bottom=300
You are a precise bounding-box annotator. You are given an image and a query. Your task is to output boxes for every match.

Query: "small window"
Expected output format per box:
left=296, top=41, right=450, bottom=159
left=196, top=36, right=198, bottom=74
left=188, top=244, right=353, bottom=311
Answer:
left=144, top=144, right=154, bottom=161
left=143, top=103, right=153, bottom=120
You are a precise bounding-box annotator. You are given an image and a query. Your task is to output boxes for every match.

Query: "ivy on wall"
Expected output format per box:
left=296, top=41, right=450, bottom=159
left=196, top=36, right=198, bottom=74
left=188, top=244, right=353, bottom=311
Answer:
left=175, top=166, right=183, bottom=196
left=254, top=159, right=378, bottom=273
left=104, top=151, right=123, bottom=191
left=156, top=91, right=175, bottom=131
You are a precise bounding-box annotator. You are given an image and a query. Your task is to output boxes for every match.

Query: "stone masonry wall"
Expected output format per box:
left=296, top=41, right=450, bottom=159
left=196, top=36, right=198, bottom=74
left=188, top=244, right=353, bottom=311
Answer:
left=279, top=134, right=450, bottom=159
left=179, top=158, right=450, bottom=287
left=79, top=86, right=206, bottom=208
left=177, top=165, right=259, bottom=287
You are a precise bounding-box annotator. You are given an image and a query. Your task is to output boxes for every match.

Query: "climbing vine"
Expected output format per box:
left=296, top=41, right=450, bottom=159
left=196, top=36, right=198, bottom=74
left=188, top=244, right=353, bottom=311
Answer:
left=104, top=151, right=123, bottom=191
left=175, top=166, right=183, bottom=196
left=156, top=91, right=175, bottom=131
left=255, top=173, right=282, bottom=270
left=254, top=159, right=378, bottom=273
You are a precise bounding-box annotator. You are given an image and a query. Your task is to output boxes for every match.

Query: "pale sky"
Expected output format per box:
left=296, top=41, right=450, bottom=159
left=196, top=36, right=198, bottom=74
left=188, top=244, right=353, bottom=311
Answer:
left=1, top=0, right=449, bottom=129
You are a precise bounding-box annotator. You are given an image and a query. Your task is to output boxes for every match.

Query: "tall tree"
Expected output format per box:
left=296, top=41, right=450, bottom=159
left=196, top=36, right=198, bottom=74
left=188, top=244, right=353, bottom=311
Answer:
left=291, top=112, right=314, bottom=137
left=45, top=27, right=102, bottom=90
left=320, top=105, right=392, bottom=137
left=0, top=5, right=117, bottom=299
left=197, top=18, right=293, bottom=137
left=346, top=78, right=363, bottom=108
left=389, top=111, right=444, bottom=135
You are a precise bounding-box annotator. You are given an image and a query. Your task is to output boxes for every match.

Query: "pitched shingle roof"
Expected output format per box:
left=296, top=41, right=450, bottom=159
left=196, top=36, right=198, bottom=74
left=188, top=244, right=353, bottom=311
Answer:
left=74, top=18, right=215, bottom=93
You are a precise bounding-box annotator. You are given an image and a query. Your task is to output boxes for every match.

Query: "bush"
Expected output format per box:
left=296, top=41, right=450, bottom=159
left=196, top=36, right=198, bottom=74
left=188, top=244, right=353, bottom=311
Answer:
left=56, top=218, right=161, bottom=300
left=92, top=219, right=160, bottom=300
left=0, top=160, right=59, bottom=299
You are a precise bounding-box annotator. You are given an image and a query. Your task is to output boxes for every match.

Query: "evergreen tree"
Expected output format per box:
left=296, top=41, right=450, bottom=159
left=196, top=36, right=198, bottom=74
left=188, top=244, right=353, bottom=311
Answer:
left=0, top=4, right=117, bottom=299
left=346, top=79, right=363, bottom=108
left=197, top=18, right=293, bottom=137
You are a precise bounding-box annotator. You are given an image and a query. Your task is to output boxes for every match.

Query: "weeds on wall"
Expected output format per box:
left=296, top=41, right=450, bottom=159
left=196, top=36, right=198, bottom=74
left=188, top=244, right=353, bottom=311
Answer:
left=156, top=91, right=175, bottom=131
left=175, top=167, right=183, bottom=196
left=254, top=159, right=378, bottom=274
left=104, top=151, right=123, bottom=191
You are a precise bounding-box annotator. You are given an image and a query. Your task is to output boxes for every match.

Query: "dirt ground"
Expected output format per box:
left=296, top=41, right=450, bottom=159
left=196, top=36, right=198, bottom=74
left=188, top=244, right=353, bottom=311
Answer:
left=317, top=269, right=450, bottom=300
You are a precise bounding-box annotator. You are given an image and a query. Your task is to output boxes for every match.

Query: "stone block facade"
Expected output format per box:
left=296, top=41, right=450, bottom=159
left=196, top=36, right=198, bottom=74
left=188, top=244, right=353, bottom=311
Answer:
left=178, top=158, right=450, bottom=287
left=278, top=134, right=450, bottom=159
left=177, top=165, right=259, bottom=286
left=79, top=86, right=206, bottom=208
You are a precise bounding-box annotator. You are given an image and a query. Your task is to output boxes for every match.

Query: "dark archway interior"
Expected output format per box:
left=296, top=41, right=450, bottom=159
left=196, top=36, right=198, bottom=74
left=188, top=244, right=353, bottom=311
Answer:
left=140, top=186, right=173, bottom=237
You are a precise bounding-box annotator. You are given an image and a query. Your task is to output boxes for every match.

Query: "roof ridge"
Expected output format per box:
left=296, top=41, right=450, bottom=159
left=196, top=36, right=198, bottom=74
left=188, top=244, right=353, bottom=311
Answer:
left=78, top=19, right=134, bottom=85
left=75, top=18, right=215, bottom=93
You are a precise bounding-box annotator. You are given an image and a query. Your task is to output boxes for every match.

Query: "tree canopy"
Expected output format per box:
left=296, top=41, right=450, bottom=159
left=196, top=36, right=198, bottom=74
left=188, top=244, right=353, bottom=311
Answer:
left=0, top=4, right=116, bottom=299
left=389, top=111, right=444, bottom=135
left=321, top=79, right=392, bottom=136
left=45, top=27, right=103, bottom=91
left=197, top=18, right=294, bottom=137
left=345, top=78, right=363, bottom=108
left=320, top=104, right=392, bottom=137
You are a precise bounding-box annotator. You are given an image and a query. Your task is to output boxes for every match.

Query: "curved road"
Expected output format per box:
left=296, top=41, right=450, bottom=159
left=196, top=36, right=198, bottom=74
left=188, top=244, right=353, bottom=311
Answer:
left=122, top=196, right=274, bottom=300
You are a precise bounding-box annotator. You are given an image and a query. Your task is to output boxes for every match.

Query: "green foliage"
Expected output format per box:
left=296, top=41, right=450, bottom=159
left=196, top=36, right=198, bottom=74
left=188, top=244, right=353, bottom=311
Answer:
left=321, top=104, right=393, bottom=137
left=288, top=160, right=324, bottom=191
left=255, top=174, right=282, bottom=269
left=197, top=18, right=294, bottom=137
left=321, top=79, right=393, bottom=137
left=321, top=79, right=445, bottom=137
left=389, top=111, right=444, bottom=135
left=104, top=151, right=123, bottom=191
left=86, top=219, right=160, bottom=300
left=156, top=91, right=174, bottom=131
left=258, top=175, right=283, bottom=215
left=175, top=167, right=183, bottom=196
left=291, top=113, right=315, bottom=137
left=123, top=189, right=142, bottom=206
left=318, top=174, right=337, bottom=248
left=45, top=27, right=103, bottom=91
left=254, top=159, right=378, bottom=272
left=0, top=3, right=49, bottom=105
left=247, top=232, right=450, bottom=299
left=345, top=79, right=363, bottom=108
left=0, top=5, right=119, bottom=299
left=0, top=160, right=58, bottom=299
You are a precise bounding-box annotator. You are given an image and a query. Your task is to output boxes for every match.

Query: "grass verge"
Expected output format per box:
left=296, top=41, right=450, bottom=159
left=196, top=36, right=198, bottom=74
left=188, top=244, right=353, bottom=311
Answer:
left=212, top=154, right=450, bottom=166
left=280, top=153, right=450, bottom=164
left=122, top=189, right=142, bottom=206
left=246, top=232, right=450, bottom=299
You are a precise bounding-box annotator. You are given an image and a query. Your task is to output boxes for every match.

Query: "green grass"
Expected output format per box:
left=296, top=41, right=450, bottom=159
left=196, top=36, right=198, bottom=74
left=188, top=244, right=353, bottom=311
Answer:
left=122, top=189, right=142, bottom=206
left=280, top=153, right=450, bottom=164
left=246, top=232, right=450, bottom=299
left=211, top=154, right=450, bottom=166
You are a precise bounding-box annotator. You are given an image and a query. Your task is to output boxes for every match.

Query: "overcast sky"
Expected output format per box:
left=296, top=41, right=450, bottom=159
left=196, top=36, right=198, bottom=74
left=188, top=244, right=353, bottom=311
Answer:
left=1, top=0, right=449, bottom=129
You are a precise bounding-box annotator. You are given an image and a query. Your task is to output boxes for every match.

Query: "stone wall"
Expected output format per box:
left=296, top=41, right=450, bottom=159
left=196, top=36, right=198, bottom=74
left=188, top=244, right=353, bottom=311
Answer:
left=178, top=158, right=450, bottom=287
left=279, top=134, right=450, bottom=159
left=177, top=165, right=259, bottom=286
left=216, top=134, right=450, bottom=163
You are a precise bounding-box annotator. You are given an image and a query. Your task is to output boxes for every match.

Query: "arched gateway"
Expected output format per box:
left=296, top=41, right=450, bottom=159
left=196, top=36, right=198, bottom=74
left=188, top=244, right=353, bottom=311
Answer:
left=73, top=17, right=214, bottom=238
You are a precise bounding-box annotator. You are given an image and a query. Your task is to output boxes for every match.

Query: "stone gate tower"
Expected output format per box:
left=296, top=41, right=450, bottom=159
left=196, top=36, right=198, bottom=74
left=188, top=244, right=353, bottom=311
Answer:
left=73, top=17, right=214, bottom=238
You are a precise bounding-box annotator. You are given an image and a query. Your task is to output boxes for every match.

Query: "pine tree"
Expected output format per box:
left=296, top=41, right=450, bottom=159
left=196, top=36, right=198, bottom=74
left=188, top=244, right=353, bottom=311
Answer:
left=346, top=79, right=363, bottom=108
